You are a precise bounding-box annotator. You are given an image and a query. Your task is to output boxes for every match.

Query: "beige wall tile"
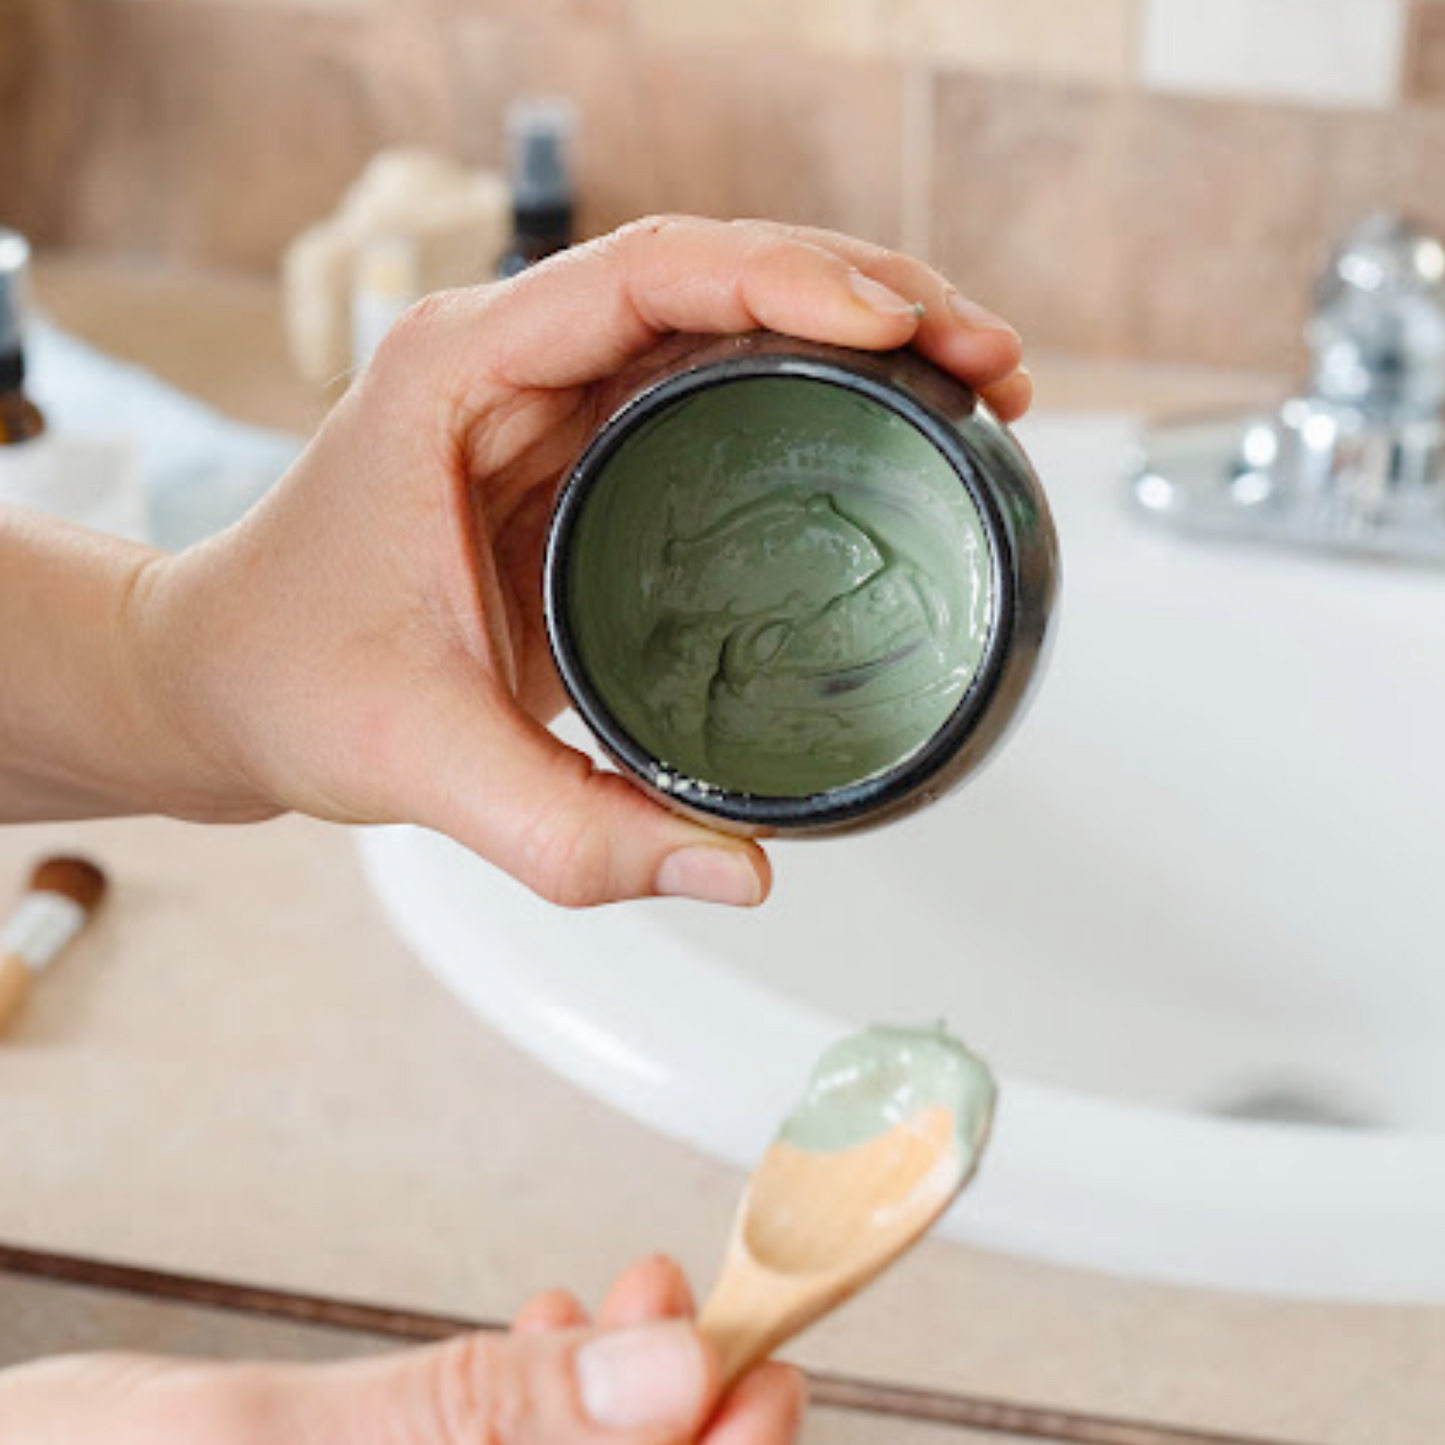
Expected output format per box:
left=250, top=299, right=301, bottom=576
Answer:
left=15, top=0, right=1445, bottom=367
left=445, top=20, right=905, bottom=247
left=629, top=0, right=885, bottom=60
left=930, top=71, right=1445, bottom=370
left=2, top=0, right=90, bottom=243
left=15, top=0, right=650, bottom=267
left=929, top=77, right=1135, bottom=358
left=178, top=0, right=387, bottom=11
left=28, top=0, right=194, bottom=255
left=1404, top=0, right=1445, bottom=101
left=451, top=0, right=629, bottom=23
left=0, top=0, right=45, bottom=231
left=630, top=42, right=904, bottom=247
left=629, top=0, right=1134, bottom=81
left=1117, top=94, right=1337, bottom=370
left=892, top=0, right=1135, bottom=85
left=445, top=15, right=660, bottom=242
left=19, top=0, right=468, bottom=268
left=0, top=0, right=40, bottom=107
left=1141, top=0, right=1408, bottom=110
left=1121, top=94, right=1445, bottom=368
left=59, top=2, right=410, bottom=268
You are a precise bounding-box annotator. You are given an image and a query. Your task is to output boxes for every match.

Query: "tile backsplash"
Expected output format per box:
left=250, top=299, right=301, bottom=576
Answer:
left=1141, top=0, right=1409, bottom=109
left=7, top=0, right=1445, bottom=371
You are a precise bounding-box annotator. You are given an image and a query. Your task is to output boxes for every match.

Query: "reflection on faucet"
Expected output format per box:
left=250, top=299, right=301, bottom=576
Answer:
left=1128, top=212, right=1445, bottom=564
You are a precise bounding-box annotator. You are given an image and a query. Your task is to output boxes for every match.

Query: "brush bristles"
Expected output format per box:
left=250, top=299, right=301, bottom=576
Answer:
left=27, top=856, right=108, bottom=913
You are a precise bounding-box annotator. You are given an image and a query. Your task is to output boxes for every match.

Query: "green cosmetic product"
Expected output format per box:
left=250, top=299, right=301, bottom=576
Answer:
left=696, top=1021, right=997, bottom=1387
left=780, top=1024, right=996, bottom=1164
left=545, top=332, right=1059, bottom=835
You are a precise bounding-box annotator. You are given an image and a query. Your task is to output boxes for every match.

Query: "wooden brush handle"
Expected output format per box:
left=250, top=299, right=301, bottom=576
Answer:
left=0, top=953, right=33, bottom=1035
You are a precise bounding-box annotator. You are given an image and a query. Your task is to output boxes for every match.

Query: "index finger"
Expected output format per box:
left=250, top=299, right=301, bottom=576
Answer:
left=747, top=220, right=1024, bottom=390
left=412, top=216, right=937, bottom=395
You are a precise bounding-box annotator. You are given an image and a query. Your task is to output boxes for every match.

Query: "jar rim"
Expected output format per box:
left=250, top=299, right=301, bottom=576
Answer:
left=543, top=334, right=1054, bottom=836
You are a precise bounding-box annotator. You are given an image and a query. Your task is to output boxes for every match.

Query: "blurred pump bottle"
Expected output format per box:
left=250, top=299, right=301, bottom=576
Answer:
left=496, top=100, right=577, bottom=278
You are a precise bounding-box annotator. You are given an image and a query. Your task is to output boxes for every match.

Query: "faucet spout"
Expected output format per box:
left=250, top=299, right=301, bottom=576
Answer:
left=1129, top=211, right=1445, bottom=564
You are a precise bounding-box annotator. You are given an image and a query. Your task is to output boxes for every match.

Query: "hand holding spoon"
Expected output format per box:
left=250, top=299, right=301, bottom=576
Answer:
left=698, top=1025, right=997, bottom=1388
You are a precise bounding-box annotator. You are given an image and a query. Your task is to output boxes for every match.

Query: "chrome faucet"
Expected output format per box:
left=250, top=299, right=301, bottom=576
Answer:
left=1128, top=212, right=1445, bottom=564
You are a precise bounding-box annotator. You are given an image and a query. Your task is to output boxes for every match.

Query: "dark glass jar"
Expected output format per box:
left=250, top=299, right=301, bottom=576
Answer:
left=545, top=332, right=1060, bottom=837
left=0, top=230, right=45, bottom=448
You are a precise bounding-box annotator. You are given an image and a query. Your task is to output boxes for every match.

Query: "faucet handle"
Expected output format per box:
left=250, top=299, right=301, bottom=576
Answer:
left=1309, top=211, right=1445, bottom=420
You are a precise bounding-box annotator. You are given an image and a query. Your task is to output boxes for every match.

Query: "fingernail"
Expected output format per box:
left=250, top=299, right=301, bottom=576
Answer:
left=946, top=290, right=1019, bottom=339
left=847, top=271, right=919, bottom=318
left=656, top=846, right=762, bottom=907
left=576, top=1323, right=709, bottom=1429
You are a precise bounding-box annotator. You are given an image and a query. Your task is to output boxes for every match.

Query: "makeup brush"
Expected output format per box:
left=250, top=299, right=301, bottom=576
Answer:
left=0, top=856, right=108, bottom=1036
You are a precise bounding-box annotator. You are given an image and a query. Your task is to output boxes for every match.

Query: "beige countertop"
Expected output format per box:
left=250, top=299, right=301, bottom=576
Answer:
left=2, top=257, right=1441, bottom=1445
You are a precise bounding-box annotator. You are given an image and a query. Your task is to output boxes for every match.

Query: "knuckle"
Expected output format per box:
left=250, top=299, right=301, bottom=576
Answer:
left=727, top=216, right=797, bottom=244
left=516, top=1286, right=578, bottom=1327
left=370, top=284, right=503, bottom=373
left=588, top=213, right=693, bottom=269
left=526, top=823, right=615, bottom=909
left=430, top=1334, right=521, bottom=1445
left=517, top=766, right=619, bottom=910
left=359, top=283, right=502, bottom=403
left=727, top=222, right=844, bottom=279
left=726, top=215, right=787, bottom=248
left=377, top=288, right=467, bottom=357
left=613, top=213, right=688, bottom=246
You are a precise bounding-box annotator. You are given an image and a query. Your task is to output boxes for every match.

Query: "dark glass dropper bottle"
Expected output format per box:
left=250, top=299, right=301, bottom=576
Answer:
left=0, top=230, right=45, bottom=448
left=495, top=101, right=576, bottom=279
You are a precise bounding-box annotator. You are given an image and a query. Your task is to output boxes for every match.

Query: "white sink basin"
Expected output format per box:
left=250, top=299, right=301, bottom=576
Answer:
left=359, top=413, right=1445, bottom=1302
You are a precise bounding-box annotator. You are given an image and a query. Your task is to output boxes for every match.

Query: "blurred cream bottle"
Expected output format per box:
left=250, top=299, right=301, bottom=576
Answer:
left=283, top=150, right=510, bottom=384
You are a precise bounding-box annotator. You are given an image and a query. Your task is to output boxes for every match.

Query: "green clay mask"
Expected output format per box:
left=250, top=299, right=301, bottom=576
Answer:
left=566, top=377, right=997, bottom=797
left=780, top=1024, right=996, bottom=1163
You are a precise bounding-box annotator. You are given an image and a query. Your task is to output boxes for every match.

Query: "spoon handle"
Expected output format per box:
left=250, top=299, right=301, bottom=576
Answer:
left=698, top=1258, right=787, bottom=1389
left=699, top=1243, right=851, bottom=1391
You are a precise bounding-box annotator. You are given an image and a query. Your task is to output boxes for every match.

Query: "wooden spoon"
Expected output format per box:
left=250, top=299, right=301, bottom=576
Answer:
left=698, top=1026, right=996, bottom=1388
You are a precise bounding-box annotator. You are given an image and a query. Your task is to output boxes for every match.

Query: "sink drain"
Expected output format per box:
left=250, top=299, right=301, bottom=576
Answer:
left=1207, top=1083, right=1380, bottom=1129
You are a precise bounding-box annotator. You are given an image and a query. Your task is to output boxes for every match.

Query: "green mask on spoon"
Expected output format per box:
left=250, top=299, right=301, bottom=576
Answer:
left=779, top=1023, right=997, bottom=1160
left=699, top=1023, right=997, bottom=1388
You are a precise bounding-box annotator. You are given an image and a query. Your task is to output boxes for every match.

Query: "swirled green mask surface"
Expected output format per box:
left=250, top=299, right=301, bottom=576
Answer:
left=567, top=376, right=996, bottom=797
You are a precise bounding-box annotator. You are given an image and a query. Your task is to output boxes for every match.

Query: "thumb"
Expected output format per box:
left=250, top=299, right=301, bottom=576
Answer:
left=294, top=1320, right=719, bottom=1445
left=412, top=682, right=771, bottom=910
